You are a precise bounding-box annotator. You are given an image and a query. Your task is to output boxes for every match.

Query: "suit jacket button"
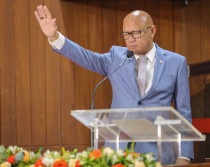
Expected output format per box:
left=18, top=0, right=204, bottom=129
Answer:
left=138, top=101, right=142, bottom=105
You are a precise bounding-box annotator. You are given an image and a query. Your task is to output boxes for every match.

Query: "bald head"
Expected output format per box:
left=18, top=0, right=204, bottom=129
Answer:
left=123, top=10, right=153, bottom=30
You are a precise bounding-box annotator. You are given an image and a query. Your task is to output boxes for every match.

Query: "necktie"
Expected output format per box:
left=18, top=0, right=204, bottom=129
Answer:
left=137, top=56, right=147, bottom=97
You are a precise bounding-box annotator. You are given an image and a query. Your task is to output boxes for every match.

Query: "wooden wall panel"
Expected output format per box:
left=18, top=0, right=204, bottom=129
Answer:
left=182, top=1, right=204, bottom=97
left=185, top=0, right=201, bottom=64
left=130, top=0, right=145, bottom=11
left=201, top=0, right=210, bottom=62
left=45, top=0, right=61, bottom=145
left=173, top=0, right=182, bottom=54
left=117, top=0, right=131, bottom=47
left=73, top=0, right=90, bottom=111
left=88, top=0, right=103, bottom=109
left=59, top=0, right=76, bottom=146
left=103, top=0, right=118, bottom=49
left=180, top=2, right=188, bottom=59
left=145, top=0, right=160, bottom=44
left=29, top=0, right=46, bottom=146
left=88, top=0, right=109, bottom=110
left=0, top=0, right=16, bottom=146
left=71, top=0, right=91, bottom=146
left=102, top=0, right=117, bottom=108
left=14, top=0, right=31, bottom=146
left=159, top=0, right=173, bottom=51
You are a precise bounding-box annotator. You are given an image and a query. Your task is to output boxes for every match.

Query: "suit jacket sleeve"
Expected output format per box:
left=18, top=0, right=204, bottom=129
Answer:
left=174, top=57, right=194, bottom=160
left=53, top=37, right=114, bottom=76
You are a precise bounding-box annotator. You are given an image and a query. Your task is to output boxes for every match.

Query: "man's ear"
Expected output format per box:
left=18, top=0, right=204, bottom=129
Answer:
left=151, top=25, right=156, bottom=38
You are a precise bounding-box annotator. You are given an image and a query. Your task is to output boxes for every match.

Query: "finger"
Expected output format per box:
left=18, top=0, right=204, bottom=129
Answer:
left=37, top=5, right=47, bottom=19
left=52, top=18, right=57, bottom=26
left=36, top=5, right=43, bottom=19
left=35, top=11, right=41, bottom=22
left=52, top=18, right=58, bottom=29
left=44, top=6, right=52, bottom=19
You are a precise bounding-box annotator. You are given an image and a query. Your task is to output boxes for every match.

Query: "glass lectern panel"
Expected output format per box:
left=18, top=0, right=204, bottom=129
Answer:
left=71, top=107, right=205, bottom=142
left=71, top=107, right=205, bottom=165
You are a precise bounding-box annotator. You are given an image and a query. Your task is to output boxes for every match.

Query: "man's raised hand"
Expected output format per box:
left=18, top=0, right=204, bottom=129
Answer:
left=35, top=5, right=59, bottom=41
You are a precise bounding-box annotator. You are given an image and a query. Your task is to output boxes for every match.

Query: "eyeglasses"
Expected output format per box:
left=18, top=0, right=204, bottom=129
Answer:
left=119, top=26, right=152, bottom=40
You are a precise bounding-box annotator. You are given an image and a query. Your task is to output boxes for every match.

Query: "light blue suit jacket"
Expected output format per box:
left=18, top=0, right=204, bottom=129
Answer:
left=54, top=38, right=194, bottom=164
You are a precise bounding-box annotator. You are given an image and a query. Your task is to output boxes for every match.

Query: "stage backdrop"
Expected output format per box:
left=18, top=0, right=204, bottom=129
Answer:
left=0, top=0, right=209, bottom=162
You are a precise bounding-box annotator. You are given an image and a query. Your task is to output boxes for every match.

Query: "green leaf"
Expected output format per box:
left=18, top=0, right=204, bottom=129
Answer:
left=62, top=147, right=66, bottom=155
left=36, top=148, right=43, bottom=154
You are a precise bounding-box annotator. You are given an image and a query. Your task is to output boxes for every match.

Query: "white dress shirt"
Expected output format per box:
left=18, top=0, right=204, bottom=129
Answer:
left=49, top=31, right=65, bottom=50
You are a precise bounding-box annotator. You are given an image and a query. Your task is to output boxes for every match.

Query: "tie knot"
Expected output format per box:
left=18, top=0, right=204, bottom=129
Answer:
left=138, top=55, right=147, bottom=62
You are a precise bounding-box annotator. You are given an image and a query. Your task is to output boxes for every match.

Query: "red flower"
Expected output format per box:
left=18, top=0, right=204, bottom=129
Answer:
left=89, top=149, right=101, bottom=159
left=112, top=163, right=126, bottom=167
left=75, top=160, right=81, bottom=167
left=7, top=155, right=15, bottom=163
left=53, top=159, right=68, bottom=167
left=35, top=158, right=44, bottom=167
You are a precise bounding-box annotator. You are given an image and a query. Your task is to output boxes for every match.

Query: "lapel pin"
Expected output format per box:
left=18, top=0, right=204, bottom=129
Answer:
left=159, top=60, right=163, bottom=64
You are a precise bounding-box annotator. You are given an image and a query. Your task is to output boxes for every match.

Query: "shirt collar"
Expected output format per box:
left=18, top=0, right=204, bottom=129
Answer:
left=134, top=43, right=156, bottom=62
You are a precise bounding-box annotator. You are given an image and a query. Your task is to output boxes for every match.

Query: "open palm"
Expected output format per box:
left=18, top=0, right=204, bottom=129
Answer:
left=35, top=5, right=58, bottom=40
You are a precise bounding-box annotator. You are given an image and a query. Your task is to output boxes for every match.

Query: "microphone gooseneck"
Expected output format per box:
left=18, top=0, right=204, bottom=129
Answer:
left=91, top=50, right=134, bottom=109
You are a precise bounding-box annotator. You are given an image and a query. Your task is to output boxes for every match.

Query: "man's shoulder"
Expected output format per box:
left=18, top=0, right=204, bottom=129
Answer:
left=109, top=45, right=129, bottom=57
left=110, top=45, right=127, bottom=51
left=111, top=45, right=126, bottom=48
left=156, top=44, right=186, bottom=61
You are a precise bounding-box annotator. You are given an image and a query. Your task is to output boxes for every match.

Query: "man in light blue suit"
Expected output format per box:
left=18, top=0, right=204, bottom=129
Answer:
left=35, top=5, right=193, bottom=165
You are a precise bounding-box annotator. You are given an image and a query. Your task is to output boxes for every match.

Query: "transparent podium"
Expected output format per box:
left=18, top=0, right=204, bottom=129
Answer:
left=71, top=107, right=205, bottom=164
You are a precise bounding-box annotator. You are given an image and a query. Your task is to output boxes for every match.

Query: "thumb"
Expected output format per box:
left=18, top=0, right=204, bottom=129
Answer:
left=53, top=18, right=57, bottom=26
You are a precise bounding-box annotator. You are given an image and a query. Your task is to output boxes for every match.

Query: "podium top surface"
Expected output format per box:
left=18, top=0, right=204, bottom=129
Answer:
left=71, top=107, right=205, bottom=142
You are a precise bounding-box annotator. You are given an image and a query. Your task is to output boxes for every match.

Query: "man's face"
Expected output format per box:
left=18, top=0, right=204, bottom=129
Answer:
left=123, top=19, right=155, bottom=55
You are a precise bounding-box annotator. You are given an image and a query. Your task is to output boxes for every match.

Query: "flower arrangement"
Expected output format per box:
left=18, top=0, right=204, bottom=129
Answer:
left=0, top=145, right=162, bottom=167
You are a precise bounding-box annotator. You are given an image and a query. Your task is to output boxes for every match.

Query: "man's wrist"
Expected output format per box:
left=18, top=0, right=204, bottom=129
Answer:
left=48, top=31, right=65, bottom=50
left=49, top=32, right=59, bottom=42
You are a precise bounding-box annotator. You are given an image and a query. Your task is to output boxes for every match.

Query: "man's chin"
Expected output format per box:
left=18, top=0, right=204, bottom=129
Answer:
left=128, top=47, right=135, bottom=52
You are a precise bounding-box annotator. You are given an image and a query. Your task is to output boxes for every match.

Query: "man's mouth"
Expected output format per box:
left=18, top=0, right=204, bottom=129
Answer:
left=129, top=46, right=136, bottom=50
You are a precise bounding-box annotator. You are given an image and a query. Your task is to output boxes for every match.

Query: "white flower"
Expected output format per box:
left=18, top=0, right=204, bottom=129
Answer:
left=44, top=150, right=51, bottom=156
left=29, top=151, right=35, bottom=159
left=76, top=151, right=88, bottom=159
left=112, top=155, right=119, bottom=164
left=116, top=149, right=124, bottom=157
left=7, top=146, right=17, bottom=154
left=42, top=155, right=54, bottom=167
left=145, top=153, right=155, bottom=162
left=53, top=151, right=59, bottom=156
left=79, top=160, right=86, bottom=166
left=103, top=147, right=114, bottom=156
left=0, top=162, right=11, bottom=167
left=70, top=154, right=76, bottom=158
left=137, top=155, right=143, bottom=162
left=126, top=154, right=134, bottom=161
left=135, top=161, right=146, bottom=167
left=68, top=159, right=77, bottom=167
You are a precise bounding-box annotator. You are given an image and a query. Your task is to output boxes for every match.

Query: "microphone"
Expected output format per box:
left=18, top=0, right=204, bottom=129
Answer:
left=91, top=50, right=134, bottom=109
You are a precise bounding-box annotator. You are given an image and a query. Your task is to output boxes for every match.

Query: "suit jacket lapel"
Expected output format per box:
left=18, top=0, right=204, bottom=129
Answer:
left=152, top=51, right=166, bottom=88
